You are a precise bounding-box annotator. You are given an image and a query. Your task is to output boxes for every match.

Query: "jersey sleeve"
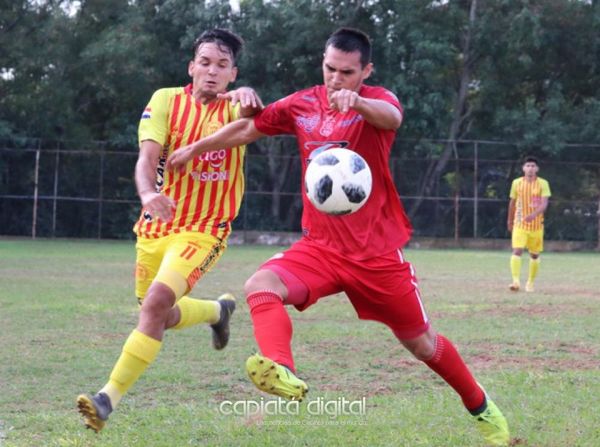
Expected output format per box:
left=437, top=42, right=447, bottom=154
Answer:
left=509, top=179, right=518, bottom=199
left=138, top=88, right=170, bottom=146
left=368, top=87, right=404, bottom=116
left=540, top=179, right=551, bottom=197
left=253, top=94, right=296, bottom=136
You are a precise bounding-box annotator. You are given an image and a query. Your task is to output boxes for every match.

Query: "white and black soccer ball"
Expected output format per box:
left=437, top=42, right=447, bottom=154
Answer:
left=304, top=148, right=372, bottom=215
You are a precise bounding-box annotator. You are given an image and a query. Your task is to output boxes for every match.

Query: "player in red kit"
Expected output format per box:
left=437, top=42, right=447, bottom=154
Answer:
left=167, top=28, right=510, bottom=446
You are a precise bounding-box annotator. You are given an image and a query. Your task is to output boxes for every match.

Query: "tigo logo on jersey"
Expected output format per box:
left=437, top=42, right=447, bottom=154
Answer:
left=141, top=107, right=152, bottom=119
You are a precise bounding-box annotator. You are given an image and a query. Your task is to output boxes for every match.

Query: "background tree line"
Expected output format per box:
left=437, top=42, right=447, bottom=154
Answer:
left=1, top=0, right=599, bottom=242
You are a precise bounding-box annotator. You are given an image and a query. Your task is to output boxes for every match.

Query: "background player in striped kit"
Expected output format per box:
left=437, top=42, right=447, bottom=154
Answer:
left=507, top=156, right=551, bottom=292
left=77, top=28, right=263, bottom=432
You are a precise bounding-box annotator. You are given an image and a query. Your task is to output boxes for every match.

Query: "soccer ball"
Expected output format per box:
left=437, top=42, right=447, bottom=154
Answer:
left=304, top=148, right=372, bottom=215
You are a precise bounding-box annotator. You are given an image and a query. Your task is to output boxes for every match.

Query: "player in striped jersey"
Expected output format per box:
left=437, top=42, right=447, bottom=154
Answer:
left=507, top=156, right=551, bottom=292
left=77, top=29, right=263, bottom=432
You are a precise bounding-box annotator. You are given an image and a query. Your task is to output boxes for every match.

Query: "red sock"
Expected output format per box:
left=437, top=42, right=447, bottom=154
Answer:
left=423, top=334, right=485, bottom=411
left=246, top=290, right=295, bottom=372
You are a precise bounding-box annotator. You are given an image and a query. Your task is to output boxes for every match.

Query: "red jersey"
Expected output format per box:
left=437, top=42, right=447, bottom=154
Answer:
left=254, top=84, right=412, bottom=260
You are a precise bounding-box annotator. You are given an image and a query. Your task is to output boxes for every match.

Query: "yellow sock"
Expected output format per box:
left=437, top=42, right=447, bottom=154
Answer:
left=100, top=329, right=162, bottom=408
left=510, top=255, right=522, bottom=283
left=172, top=296, right=220, bottom=330
left=528, top=258, right=540, bottom=283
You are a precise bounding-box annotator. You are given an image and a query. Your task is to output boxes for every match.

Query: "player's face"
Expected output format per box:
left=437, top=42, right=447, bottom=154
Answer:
left=522, top=161, right=539, bottom=178
left=322, top=46, right=372, bottom=96
left=188, top=42, right=238, bottom=103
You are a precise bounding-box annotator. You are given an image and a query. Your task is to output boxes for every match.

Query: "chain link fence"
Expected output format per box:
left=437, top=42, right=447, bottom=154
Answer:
left=1, top=137, right=599, bottom=247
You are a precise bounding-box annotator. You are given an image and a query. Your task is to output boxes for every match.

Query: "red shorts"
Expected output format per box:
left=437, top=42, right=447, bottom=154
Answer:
left=261, top=239, right=430, bottom=339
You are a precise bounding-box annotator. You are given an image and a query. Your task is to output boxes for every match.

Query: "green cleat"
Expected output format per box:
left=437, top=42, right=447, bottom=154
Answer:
left=473, top=396, right=510, bottom=446
left=210, top=293, right=236, bottom=350
left=245, top=354, right=308, bottom=401
left=76, top=392, right=112, bottom=433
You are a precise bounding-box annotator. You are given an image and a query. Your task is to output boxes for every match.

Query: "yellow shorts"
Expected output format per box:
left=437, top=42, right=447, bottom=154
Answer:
left=512, top=227, right=544, bottom=254
left=135, top=232, right=227, bottom=303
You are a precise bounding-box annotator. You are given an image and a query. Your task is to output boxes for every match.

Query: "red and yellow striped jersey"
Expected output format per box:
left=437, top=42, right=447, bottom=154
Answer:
left=509, top=176, right=551, bottom=231
left=134, top=84, right=245, bottom=240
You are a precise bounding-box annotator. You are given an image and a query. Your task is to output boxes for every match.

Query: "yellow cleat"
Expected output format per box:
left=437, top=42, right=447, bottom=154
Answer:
left=508, top=281, right=520, bottom=292
left=210, top=293, right=236, bottom=350
left=473, top=396, right=510, bottom=446
left=245, top=354, right=308, bottom=401
left=525, top=282, right=534, bottom=293
left=76, top=393, right=112, bottom=433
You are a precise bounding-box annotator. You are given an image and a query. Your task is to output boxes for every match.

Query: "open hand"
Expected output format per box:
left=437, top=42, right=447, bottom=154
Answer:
left=218, top=87, right=263, bottom=109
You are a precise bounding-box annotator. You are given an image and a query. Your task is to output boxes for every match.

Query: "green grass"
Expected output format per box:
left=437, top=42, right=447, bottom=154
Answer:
left=1, top=239, right=599, bottom=446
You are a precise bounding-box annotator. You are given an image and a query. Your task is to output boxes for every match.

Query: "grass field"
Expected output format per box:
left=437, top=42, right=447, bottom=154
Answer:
left=0, top=239, right=599, bottom=447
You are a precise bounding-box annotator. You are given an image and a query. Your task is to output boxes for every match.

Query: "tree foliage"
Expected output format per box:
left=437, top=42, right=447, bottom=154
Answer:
left=1, top=0, right=598, bottom=146
left=0, top=0, right=599, bottom=241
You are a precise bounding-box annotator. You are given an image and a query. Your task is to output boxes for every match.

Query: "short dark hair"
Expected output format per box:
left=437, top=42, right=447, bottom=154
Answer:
left=325, top=27, right=372, bottom=67
left=523, top=155, right=539, bottom=165
left=193, top=28, right=244, bottom=64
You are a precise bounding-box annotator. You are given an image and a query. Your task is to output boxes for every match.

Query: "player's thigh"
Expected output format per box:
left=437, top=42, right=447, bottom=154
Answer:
left=135, top=237, right=166, bottom=302
left=526, top=229, right=544, bottom=254
left=260, top=239, right=342, bottom=310
left=512, top=228, right=527, bottom=249
left=154, top=232, right=227, bottom=301
left=342, top=250, right=430, bottom=339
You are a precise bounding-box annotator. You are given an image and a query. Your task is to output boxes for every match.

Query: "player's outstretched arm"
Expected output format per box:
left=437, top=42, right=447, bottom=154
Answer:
left=136, top=140, right=176, bottom=222
left=218, top=87, right=264, bottom=117
left=166, top=118, right=265, bottom=171
left=329, top=89, right=402, bottom=130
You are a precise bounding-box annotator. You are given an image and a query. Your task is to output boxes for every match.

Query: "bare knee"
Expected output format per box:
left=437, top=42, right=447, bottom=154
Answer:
left=512, top=248, right=523, bottom=256
left=244, top=269, right=287, bottom=299
left=140, top=283, right=176, bottom=324
left=399, top=328, right=437, bottom=361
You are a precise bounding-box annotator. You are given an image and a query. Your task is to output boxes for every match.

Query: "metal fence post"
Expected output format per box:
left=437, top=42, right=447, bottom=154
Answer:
left=473, top=141, right=478, bottom=238
left=52, top=142, right=60, bottom=237
left=31, top=141, right=41, bottom=239
left=98, top=150, right=104, bottom=239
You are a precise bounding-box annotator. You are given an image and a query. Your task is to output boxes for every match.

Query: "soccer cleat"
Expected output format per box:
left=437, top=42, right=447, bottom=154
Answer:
left=245, top=354, right=308, bottom=401
left=210, top=293, right=236, bottom=350
left=509, top=281, right=520, bottom=292
left=76, top=392, right=113, bottom=433
left=525, top=281, right=534, bottom=293
left=473, top=396, right=510, bottom=446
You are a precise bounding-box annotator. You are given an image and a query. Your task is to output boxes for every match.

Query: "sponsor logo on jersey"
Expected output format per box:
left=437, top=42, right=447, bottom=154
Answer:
left=296, top=115, right=320, bottom=133
left=340, top=115, right=363, bottom=127
left=190, top=170, right=230, bottom=182
left=141, top=107, right=152, bottom=119
left=197, top=149, right=227, bottom=168
left=155, top=150, right=167, bottom=189
left=301, top=95, right=317, bottom=103
left=304, top=141, right=349, bottom=162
